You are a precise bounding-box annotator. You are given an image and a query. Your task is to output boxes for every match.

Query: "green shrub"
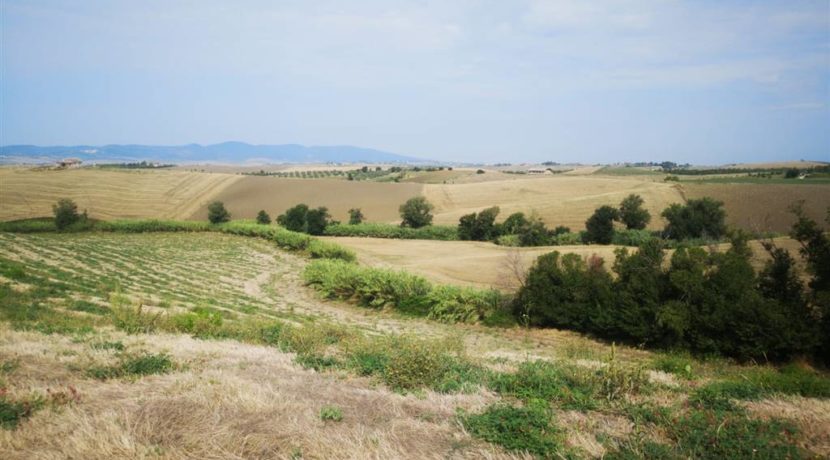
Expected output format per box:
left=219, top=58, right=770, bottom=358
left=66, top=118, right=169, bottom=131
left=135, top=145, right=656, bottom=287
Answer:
left=460, top=401, right=565, bottom=457
left=111, top=304, right=162, bottom=334
left=169, top=309, right=224, bottom=337
left=307, top=239, right=356, bottom=262
left=489, top=360, right=596, bottom=410
left=324, top=222, right=458, bottom=240
left=255, top=210, right=271, bottom=225
left=303, top=260, right=500, bottom=323
left=88, top=352, right=173, bottom=380
left=207, top=201, right=231, bottom=224
left=319, top=405, right=343, bottom=422
left=399, top=197, right=434, bottom=228
left=661, top=197, right=726, bottom=240
left=0, top=218, right=57, bottom=233
left=619, top=194, right=650, bottom=230
left=652, top=354, right=694, bottom=379
left=96, top=219, right=211, bottom=233
left=0, top=395, right=44, bottom=429
left=53, top=198, right=82, bottom=230
left=382, top=337, right=450, bottom=390
left=584, top=205, right=620, bottom=244
left=611, top=229, right=657, bottom=246
left=670, top=410, right=799, bottom=459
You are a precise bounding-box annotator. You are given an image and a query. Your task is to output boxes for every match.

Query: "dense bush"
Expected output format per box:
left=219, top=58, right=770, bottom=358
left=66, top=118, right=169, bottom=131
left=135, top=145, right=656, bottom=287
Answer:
left=458, top=206, right=500, bottom=241
left=583, top=205, right=619, bottom=244
left=661, top=197, right=726, bottom=240
left=619, top=194, right=650, bottom=230
left=323, top=222, right=458, bottom=240
left=305, top=207, right=332, bottom=235
left=52, top=198, right=82, bottom=230
left=348, top=208, right=364, bottom=225
left=277, top=204, right=309, bottom=232
left=255, top=210, right=271, bottom=225
left=399, top=197, right=434, bottom=228
left=303, top=259, right=503, bottom=323
left=514, top=226, right=826, bottom=362
left=207, top=201, right=231, bottom=224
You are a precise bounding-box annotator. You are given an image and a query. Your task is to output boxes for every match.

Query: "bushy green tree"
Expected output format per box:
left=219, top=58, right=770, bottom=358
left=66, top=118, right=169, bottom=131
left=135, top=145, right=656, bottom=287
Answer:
left=458, top=206, right=500, bottom=241
left=277, top=204, right=309, bottom=232
left=611, top=240, right=666, bottom=343
left=207, top=201, right=230, bottom=224
left=306, top=207, right=332, bottom=235
left=399, top=197, right=434, bottom=228
left=583, top=205, right=619, bottom=244
left=517, top=217, right=550, bottom=247
left=514, top=251, right=614, bottom=330
left=619, top=194, right=650, bottom=230
left=501, top=212, right=529, bottom=235
left=348, top=208, right=364, bottom=225
left=53, top=198, right=81, bottom=230
left=256, top=210, right=271, bottom=225
left=789, top=203, right=830, bottom=363
left=661, top=197, right=726, bottom=240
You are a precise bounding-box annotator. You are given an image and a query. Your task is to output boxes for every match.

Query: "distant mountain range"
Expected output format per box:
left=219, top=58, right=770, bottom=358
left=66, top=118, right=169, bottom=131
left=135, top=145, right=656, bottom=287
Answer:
left=0, top=142, right=425, bottom=165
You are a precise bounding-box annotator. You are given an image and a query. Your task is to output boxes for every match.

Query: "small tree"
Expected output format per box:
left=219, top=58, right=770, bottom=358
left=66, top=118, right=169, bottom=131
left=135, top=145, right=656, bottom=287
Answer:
left=348, top=208, right=364, bottom=225
left=53, top=198, right=80, bottom=230
left=399, top=197, right=434, bottom=228
left=306, top=207, right=332, bottom=235
left=207, top=201, right=231, bottom=224
left=619, top=194, right=650, bottom=230
left=256, top=210, right=271, bottom=225
left=583, top=205, right=619, bottom=244
left=277, top=204, right=309, bottom=232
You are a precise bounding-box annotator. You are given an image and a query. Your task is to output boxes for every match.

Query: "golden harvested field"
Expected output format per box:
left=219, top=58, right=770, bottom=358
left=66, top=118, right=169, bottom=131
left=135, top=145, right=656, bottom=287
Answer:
left=188, top=176, right=422, bottom=223
left=424, top=176, right=684, bottom=230
left=328, top=236, right=805, bottom=290
left=0, top=168, right=240, bottom=221
left=684, top=183, right=830, bottom=233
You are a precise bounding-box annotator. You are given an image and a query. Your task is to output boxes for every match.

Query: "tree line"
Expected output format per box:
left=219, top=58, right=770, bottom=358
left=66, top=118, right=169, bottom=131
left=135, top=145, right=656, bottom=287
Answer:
left=512, top=204, right=829, bottom=364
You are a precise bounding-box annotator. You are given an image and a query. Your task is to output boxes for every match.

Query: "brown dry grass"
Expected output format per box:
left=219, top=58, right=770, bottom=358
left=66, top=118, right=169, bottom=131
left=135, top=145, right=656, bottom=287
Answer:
left=683, top=183, right=830, bottom=232
left=326, top=236, right=803, bottom=289
left=189, top=176, right=422, bottom=223
left=0, top=168, right=240, bottom=221
left=0, top=327, right=518, bottom=460
left=423, top=176, right=684, bottom=230
left=743, top=397, right=830, bottom=457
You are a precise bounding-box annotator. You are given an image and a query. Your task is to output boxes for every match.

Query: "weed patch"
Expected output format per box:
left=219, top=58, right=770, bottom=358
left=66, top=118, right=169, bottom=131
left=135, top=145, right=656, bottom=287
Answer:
left=460, top=401, right=567, bottom=458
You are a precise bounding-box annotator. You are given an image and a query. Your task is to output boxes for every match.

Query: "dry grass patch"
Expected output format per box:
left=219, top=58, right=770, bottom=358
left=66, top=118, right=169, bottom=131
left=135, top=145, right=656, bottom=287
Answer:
left=0, top=328, right=516, bottom=459
left=743, top=396, right=830, bottom=457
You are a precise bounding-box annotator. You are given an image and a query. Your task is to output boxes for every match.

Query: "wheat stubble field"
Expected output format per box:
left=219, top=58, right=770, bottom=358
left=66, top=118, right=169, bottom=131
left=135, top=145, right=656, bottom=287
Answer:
left=0, top=168, right=241, bottom=222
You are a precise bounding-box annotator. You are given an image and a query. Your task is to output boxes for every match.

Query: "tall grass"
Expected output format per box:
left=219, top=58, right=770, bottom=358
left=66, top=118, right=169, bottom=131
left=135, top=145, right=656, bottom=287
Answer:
left=302, top=259, right=505, bottom=323
left=324, top=222, right=459, bottom=240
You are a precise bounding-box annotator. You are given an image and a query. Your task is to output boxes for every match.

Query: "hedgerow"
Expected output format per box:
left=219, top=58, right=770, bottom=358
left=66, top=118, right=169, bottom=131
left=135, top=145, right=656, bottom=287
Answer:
left=324, top=222, right=459, bottom=240
left=302, top=259, right=506, bottom=323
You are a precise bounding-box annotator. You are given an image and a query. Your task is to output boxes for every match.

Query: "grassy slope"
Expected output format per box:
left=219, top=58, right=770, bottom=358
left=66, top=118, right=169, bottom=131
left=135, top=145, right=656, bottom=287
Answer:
left=1, top=231, right=829, bottom=458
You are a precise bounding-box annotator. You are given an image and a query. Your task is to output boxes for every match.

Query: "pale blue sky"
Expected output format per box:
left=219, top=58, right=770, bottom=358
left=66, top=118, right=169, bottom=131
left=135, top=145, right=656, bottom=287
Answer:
left=1, top=0, right=828, bottom=164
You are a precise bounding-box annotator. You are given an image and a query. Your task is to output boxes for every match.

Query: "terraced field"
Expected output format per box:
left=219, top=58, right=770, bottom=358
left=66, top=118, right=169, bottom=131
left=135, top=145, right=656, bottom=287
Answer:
left=0, top=168, right=240, bottom=222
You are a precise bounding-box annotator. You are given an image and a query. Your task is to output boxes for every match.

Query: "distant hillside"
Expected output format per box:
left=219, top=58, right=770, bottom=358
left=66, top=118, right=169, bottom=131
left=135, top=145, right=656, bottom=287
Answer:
left=0, top=142, right=425, bottom=165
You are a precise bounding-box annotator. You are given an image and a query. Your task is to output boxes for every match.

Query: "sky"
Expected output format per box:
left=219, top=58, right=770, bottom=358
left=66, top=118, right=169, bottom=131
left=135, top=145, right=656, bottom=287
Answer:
left=1, top=0, right=828, bottom=164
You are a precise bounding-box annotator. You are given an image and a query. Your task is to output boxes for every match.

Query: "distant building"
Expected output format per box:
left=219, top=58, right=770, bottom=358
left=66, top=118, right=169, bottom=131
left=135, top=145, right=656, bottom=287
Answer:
left=57, top=158, right=82, bottom=168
